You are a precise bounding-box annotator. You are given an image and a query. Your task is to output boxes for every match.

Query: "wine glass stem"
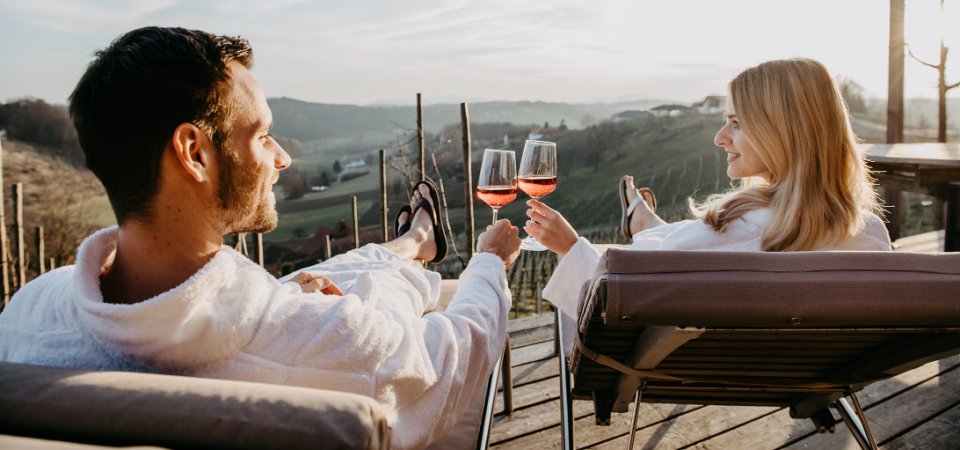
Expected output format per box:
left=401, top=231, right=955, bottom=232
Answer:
left=491, top=208, right=499, bottom=225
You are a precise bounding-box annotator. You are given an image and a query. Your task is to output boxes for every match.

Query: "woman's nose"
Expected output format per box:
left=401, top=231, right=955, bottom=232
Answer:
left=714, top=125, right=731, bottom=148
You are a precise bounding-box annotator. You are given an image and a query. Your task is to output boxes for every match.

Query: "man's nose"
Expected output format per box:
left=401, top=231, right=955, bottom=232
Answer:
left=276, top=146, right=292, bottom=169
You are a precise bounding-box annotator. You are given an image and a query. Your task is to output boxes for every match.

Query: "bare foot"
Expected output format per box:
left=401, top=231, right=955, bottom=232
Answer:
left=624, top=176, right=661, bottom=236
left=407, top=184, right=438, bottom=262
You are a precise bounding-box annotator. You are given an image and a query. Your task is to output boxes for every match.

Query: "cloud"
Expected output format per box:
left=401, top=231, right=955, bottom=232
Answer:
left=0, top=0, right=176, bottom=33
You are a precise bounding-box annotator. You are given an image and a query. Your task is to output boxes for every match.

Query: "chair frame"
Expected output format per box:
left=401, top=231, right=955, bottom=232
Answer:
left=556, top=250, right=960, bottom=450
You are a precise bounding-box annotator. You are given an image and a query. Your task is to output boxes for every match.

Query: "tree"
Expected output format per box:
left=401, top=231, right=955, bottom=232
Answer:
left=837, top=77, right=868, bottom=115
left=558, top=119, right=568, bottom=131
left=332, top=160, right=343, bottom=175
left=278, top=167, right=306, bottom=200
left=906, top=0, right=959, bottom=143
left=319, top=170, right=331, bottom=186
left=585, top=121, right=630, bottom=168
left=0, top=98, right=83, bottom=165
left=273, top=136, right=303, bottom=158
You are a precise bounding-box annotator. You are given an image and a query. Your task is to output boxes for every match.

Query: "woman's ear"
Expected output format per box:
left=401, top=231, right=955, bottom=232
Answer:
left=171, top=123, right=214, bottom=183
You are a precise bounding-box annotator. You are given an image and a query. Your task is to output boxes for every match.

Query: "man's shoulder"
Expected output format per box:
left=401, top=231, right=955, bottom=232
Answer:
left=9, top=265, right=75, bottom=305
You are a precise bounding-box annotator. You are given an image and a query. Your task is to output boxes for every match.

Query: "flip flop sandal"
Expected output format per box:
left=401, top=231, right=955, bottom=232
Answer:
left=619, top=176, right=658, bottom=240
left=394, top=205, right=413, bottom=237
left=411, top=180, right=448, bottom=263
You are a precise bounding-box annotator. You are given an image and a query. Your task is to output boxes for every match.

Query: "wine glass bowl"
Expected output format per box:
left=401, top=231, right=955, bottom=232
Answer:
left=518, top=140, right=557, bottom=251
left=476, top=149, right=517, bottom=223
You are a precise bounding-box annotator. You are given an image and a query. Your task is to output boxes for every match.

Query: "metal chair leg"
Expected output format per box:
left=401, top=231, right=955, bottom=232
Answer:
left=476, top=351, right=503, bottom=450
left=501, top=338, right=513, bottom=415
left=835, top=391, right=878, bottom=450
left=557, top=308, right=575, bottom=450
left=626, top=384, right=645, bottom=450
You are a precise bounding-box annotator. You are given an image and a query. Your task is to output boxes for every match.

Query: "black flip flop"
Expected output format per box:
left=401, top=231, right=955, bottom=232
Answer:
left=619, top=176, right=658, bottom=240
left=411, top=180, right=447, bottom=263
left=394, top=205, right=413, bottom=237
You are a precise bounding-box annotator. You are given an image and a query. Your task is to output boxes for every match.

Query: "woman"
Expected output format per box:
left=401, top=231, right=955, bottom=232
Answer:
left=525, top=58, right=891, bottom=323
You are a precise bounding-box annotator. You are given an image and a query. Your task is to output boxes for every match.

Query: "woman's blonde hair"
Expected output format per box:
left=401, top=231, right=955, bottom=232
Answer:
left=691, top=58, right=880, bottom=251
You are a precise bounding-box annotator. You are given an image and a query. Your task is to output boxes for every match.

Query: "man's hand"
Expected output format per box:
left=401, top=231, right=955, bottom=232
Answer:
left=290, top=271, right=344, bottom=295
left=477, top=219, right=522, bottom=267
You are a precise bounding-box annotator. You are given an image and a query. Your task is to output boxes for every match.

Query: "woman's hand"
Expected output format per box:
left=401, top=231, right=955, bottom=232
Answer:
left=524, top=199, right=579, bottom=257
left=290, top=271, right=344, bottom=296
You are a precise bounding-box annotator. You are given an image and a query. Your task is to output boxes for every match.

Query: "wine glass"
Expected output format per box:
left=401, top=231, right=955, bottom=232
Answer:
left=518, top=140, right=557, bottom=251
left=476, top=149, right=517, bottom=224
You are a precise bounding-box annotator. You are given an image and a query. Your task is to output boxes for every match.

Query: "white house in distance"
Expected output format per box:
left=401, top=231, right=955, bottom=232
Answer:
left=693, top=95, right=726, bottom=114
left=651, top=104, right=690, bottom=117
left=345, top=159, right=366, bottom=170
left=612, top=110, right=654, bottom=122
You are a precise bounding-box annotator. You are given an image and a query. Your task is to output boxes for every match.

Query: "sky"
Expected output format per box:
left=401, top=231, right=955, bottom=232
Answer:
left=1, top=0, right=958, bottom=106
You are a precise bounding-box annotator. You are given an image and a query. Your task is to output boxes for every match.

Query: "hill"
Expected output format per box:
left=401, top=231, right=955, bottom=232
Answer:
left=267, top=97, right=667, bottom=145
left=1, top=138, right=111, bottom=273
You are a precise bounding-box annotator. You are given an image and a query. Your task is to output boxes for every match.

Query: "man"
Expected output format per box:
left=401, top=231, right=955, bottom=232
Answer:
left=0, top=27, right=521, bottom=449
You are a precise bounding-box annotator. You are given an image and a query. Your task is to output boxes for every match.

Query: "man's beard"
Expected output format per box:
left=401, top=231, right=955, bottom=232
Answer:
left=216, top=149, right=277, bottom=234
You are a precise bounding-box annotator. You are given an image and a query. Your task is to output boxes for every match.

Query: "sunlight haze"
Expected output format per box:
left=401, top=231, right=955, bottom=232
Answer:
left=1, top=0, right=957, bottom=105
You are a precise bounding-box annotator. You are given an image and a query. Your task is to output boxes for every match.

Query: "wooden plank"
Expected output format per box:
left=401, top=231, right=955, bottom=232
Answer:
left=508, top=313, right=554, bottom=334
left=495, top=374, right=560, bottom=413
left=782, top=357, right=960, bottom=449
left=596, top=358, right=958, bottom=450
left=691, top=358, right=938, bottom=450
left=494, top=401, right=702, bottom=449
left=511, top=325, right=557, bottom=349
left=508, top=357, right=559, bottom=388
left=490, top=352, right=959, bottom=450
left=590, top=405, right=776, bottom=450
left=491, top=398, right=595, bottom=445
left=510, top=341, right=556, bottom=367
left=883, top=402, right=960, bottom=449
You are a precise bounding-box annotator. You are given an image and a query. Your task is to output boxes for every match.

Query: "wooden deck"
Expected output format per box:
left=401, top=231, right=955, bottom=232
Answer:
left=490, top=230, right=959, bottom=449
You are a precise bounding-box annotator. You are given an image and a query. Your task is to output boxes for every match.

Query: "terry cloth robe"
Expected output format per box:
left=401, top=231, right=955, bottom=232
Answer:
left=0, top=227, right=510, bottom=450
left=543, top=208, right=892, bottom=354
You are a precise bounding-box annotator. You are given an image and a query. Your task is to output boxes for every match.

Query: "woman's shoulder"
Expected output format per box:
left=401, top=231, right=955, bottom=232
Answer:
left=824, top=209, right=892, bottom=251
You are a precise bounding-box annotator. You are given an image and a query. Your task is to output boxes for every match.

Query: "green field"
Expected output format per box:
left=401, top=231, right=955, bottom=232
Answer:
left=269, top=114, right=732, bottom=250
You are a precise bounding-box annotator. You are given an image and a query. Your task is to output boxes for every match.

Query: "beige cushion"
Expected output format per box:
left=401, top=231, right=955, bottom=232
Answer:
left=0, top=362, right=389, bottom=450
left=594, top=250, right=960, bottom=328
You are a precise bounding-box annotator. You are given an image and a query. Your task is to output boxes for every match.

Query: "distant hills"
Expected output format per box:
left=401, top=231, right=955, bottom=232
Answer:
left=267, top=97, right=668, bottom=143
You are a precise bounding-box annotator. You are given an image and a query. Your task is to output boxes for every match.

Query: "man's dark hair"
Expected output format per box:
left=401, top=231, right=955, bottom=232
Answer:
left=69, top=27, right=253, bottom=222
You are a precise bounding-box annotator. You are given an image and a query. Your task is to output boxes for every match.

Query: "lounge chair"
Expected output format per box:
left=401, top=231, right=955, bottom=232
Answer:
left=558, top=250, right=960, bottom=450
left=0, top=361, right=390, bottom=449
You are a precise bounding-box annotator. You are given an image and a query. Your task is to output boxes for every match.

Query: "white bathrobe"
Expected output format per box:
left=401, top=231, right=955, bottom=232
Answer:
left=0, top=227, right=510, bottom=450
left=543, top=208, right=892, bottom=353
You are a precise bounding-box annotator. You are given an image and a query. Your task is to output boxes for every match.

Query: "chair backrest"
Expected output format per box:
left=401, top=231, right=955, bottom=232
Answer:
left=0, top=362, right=390, bottom=450
left=570, top=250, right=960, bottom=419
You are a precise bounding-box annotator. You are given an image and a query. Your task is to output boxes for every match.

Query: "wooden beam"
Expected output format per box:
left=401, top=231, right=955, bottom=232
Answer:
left=0, top=139, right=9, bottom=304
left=352, top=195, right=359, bottom=249
left=887, top=0, right=905, bottom=144
left=461, top=103, right=475, bottom=259
left=380, top=149, right=388, bottom=242
left=255, top=233, right=264, bottom=267
left=36, top=226, right=45, bottom=276
left=12, top=183, right=24, bottom=290
left=417, top=93, right=425, bottom=181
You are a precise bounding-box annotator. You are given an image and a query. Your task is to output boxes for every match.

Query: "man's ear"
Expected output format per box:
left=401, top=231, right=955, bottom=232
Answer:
left=171, top=123, right=215, bottom=183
